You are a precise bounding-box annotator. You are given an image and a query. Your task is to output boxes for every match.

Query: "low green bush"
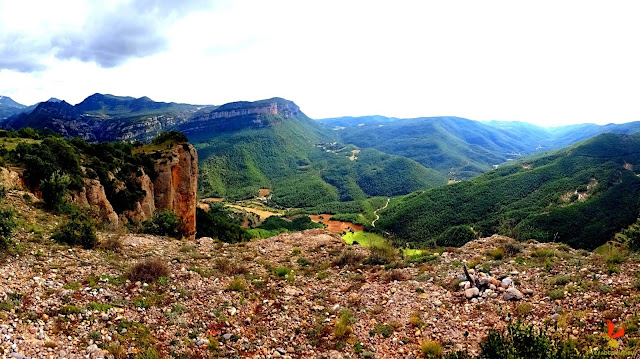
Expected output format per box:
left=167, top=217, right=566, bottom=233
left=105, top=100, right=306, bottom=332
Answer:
left=40, top=171, right=71, bottom=212
left=435, top=225, right=476, bottom=247
left=0, top=208, right=16, bottom=252
left=479, top=322, right=587, bottom=359
left=196, top=207, right=248, bottom=243
left=142, top=211, right=181, bottom=238
left=152, top=131, right=188, bottom=145
left=51, top=213, right=97, bottom=249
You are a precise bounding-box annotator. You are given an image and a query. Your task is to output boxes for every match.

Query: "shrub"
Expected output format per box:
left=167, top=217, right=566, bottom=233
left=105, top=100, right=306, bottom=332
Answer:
left=99, top=236, right=122, bottom=252
left=421, top=340, right=443, bottom=358
left=51, top=213, right=97, bottom=249
left=487, top=248, right=504, bottom=260
left=410, top=311, right=424, bottom=328
left=59, top=305, right=83, bottom=315
left=41, top=171, right=71, bottom=211
left=502, top=243, right=522, bottom=257
left=532, top=249, right=556, bottom=258
left=605, top=247, right=627, bottom=264
left=152, top=131, right=188, bottom=145
left=227, top=277, right=246, bottom=292
left=364, top=245, right=396, bottom=265
left=214, top=258, right=248, bottom=276
left=434, top=225, right=476, bottom=247
left=0, top=208, right=16, bottom=252
left=0, top=300, right=14, bottom=311
left=369, top=323, right=393, bottom=338
left=141, top=211, right=181, bottom=238
left=548, top=289, right=565, bottom=300
left=87, top=302, right=113, bottom=312
left=622, top=225, right=640, bottom=251
left=383, top=269, right=408, bottom=282
left=297, top=257, right=310, bottom=266
left=127, top=257, right=169, bottom=283
left=334, top=309, right=355, bottom=339
left=479, top=322, right=584, bottom=359
left=550, top=275, right=570, bottom=286
left=515, top=303, right=533, bottom=316
left=275, top=267, right=290, bottom=277
left=332, top=249, right=364, bottom=267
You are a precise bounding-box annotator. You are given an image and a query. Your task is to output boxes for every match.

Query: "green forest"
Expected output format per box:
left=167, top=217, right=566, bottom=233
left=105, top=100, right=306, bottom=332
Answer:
left=376, top=133, right=640, bottom=249
left=192, top=110, right=444, bottom=208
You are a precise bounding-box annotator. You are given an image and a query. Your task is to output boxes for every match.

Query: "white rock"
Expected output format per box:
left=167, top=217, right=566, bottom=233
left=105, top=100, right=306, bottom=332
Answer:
left=503, top=287, right=523, bottom=301
left=464, top=287, right=480, bottom=299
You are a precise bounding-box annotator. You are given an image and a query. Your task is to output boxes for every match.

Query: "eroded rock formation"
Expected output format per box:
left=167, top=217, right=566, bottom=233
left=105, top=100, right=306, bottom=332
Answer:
left=122, top=170, right=156, bottom=223
left=153, top=143, right=198, bottom=238
left=0, top=167, right=25, bottom=190
left=73, top=179, right=119, bottom=227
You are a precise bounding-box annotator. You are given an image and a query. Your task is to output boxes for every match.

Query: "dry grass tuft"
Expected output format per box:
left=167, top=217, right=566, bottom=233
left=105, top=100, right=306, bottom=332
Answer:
left=127, top=257, right=169, bottom=283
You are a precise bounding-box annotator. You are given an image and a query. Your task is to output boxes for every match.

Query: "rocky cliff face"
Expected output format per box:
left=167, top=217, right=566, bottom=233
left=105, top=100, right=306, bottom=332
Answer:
left=11, top=141, right=199, bottom=238
left=178, top=98, right=301, bottom=139
left=122, top=170, right=156, bottom=223
left=0, top=167, right=25, bottom=190
left=73, top=179, right=119, bottom=227
left=153, top=143, right=198, bottom=238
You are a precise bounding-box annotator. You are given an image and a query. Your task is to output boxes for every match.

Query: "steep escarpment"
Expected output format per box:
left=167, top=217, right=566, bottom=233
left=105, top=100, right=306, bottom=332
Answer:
left=1, top=133, right=198, bottom=238
left=77, top=141, right=199, bottom=237
left=152, top=143, right=199, bottom=238
left=178, top=97, right=303, bottom=141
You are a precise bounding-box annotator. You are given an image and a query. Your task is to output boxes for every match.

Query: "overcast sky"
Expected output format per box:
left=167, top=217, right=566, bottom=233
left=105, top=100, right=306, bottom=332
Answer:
left=1, top=0, right=639, bottom=126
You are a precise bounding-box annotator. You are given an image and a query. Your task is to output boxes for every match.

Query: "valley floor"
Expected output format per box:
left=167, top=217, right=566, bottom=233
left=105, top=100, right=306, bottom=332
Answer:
left=1, top=191, right=640, bottom=358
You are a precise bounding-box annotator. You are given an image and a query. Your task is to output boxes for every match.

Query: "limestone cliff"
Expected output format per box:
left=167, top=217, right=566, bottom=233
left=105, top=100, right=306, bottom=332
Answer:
left=152, top=143, right=198, bottom=238
left=67, top=142, right=198, bottom=237
left=72, top=179, right=119, bottom=227
left=121, top=170, right=156, bottom=223
left=178, top=98, right=301, bottom=138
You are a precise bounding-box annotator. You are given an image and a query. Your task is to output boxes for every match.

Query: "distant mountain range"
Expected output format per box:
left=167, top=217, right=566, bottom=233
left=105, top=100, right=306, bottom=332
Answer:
left=3, top=93, right=640, bottom=210
left=0, top=95, right=444, bottom=206
left=0, top=94, right=206, bottom=142
left=0, top=96, right=27, bottom=119
left=319, top=116, right=640, bottom=180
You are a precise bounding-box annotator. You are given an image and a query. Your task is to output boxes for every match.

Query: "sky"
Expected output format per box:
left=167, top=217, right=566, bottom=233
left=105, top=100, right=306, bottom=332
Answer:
left=1, top=0, right=639, bottom=126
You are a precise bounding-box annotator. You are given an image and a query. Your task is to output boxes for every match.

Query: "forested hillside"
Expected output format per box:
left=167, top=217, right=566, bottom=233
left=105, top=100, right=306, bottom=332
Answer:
left=184, top=99, right=444, bottom=207
left=319, top=116, right=547, bottom=179
left=376, top=133, right=640, bottom=249
left=321, top=116, right=640, bottom=181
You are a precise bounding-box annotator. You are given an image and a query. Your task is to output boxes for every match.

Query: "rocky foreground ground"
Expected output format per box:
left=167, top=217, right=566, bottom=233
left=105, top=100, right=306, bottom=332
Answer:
left=1, top=191, right=640, bottom=358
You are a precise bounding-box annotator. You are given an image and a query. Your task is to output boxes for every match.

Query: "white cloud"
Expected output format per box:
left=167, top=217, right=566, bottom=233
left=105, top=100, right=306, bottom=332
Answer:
left=1, top=0, right=639, bottom=126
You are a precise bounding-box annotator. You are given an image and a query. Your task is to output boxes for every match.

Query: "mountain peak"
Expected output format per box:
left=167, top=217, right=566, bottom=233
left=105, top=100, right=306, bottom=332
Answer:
left=0, top=95, right=26, bottom=108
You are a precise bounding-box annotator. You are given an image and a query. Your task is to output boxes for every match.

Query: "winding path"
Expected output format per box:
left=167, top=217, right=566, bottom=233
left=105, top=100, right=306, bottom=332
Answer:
left=371, top=197, right=391, bottom=227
